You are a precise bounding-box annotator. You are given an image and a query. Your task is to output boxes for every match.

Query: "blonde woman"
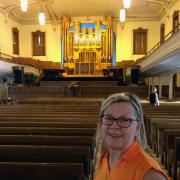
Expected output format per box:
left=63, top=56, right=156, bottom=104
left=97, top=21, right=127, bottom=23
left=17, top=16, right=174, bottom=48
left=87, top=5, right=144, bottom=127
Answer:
left=95, top=92, right=169, bottom=180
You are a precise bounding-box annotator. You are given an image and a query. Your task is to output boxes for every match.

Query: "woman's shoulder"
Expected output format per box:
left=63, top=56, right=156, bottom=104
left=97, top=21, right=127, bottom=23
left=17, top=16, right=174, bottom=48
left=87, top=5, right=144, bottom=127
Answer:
left=136, top=150, right=162, bottom=169
left=143, top=168, right=169, bottom=180
left=134, top=150, right=169, bottom=179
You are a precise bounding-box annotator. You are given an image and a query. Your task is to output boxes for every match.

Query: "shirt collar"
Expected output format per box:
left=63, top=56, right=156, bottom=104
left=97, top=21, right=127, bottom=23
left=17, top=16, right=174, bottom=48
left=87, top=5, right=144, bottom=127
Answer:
left=104, top=141, right=141, bottom=162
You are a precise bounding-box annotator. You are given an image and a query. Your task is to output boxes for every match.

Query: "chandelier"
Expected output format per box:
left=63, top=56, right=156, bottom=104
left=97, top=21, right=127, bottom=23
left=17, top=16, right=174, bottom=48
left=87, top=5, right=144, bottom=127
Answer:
left=20, top=0, right=47, bottom=26
left=20, top=0, right=28, bottom=12
left=119, top=0, right=131, bottom=23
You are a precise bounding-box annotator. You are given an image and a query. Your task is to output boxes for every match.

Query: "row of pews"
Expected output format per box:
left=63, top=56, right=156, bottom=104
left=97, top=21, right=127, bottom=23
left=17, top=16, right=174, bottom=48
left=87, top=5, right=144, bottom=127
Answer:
left=143, top=104, right=180, bottom=180
left=0, top=102, right=100, bottom=180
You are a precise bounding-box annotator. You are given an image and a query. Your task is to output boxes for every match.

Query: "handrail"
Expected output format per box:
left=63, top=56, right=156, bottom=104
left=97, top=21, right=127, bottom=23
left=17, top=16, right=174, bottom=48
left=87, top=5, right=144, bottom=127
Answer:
left=0, top=52, right=60, bottom=70
left=144, top=24, right=180, bottom=58
left=0, top=52, right=15, bottom=60
left=0, top=52, right=42, bottom=70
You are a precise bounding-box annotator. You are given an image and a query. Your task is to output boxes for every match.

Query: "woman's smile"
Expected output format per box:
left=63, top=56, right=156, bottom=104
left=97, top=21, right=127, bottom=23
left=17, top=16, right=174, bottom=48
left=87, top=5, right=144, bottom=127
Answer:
left=107, top=132, right=123, bottom=138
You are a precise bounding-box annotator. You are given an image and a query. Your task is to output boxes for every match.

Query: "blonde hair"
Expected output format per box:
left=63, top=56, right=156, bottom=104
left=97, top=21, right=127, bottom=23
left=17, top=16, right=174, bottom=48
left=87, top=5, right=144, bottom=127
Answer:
left=97, top=92, right=147, bottom=149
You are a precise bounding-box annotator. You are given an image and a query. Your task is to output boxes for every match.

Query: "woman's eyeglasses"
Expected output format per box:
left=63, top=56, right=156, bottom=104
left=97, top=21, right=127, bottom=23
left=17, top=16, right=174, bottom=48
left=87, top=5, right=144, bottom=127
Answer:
left=101, top=115, right=137, bottom=128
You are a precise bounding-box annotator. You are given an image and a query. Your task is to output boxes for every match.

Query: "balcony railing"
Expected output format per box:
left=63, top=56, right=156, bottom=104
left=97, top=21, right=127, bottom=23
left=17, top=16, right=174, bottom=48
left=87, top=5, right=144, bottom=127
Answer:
left=138, top=24, right=180, bottom=68
left=145, top=24, right=180, bottom=57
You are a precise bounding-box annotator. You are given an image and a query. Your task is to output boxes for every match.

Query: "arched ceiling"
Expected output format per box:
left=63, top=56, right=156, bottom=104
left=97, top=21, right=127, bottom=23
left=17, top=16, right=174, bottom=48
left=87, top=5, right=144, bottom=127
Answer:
left=0, top=0, right=176, bottom=24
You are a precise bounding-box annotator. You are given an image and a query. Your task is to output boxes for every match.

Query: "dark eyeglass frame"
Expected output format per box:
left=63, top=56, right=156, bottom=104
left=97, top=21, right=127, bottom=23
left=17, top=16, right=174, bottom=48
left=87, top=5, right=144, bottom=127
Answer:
left=101, top=114, right=138, bottom=128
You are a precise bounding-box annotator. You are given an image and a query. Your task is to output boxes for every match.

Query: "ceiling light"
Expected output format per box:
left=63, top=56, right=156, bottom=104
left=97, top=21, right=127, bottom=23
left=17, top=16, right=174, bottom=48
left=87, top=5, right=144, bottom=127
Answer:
left=120, top=9, right=126, bottom=22
left=39, top=11, right=45, bottom=25
left=123, top=0, right=131, bottom=9
left=20, top=0, right=28, bottom=12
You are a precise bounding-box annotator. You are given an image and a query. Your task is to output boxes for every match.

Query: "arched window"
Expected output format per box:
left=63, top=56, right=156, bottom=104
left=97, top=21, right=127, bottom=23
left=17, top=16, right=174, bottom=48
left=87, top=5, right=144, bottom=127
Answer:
left=173, top=10, right=179, bottom=34
left=32, top=31, right=45, bottom=56
left=12, top=28, right=19, bottom=55
left=133, top=28, right=147, bottom=54
left=160, top=24, right=165, bottom=44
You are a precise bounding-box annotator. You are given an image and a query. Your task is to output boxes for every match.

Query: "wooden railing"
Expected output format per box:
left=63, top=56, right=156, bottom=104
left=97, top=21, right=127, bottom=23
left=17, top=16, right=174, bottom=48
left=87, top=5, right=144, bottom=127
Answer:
left=8, top=85, right=148, bottom=101
left=145, top=24, right=179, bottom=58
left=137, top=24, right=180, bottom=63
left=0, top=52, right=43, bottom=69
left=0, top=52, right=61, bottom=70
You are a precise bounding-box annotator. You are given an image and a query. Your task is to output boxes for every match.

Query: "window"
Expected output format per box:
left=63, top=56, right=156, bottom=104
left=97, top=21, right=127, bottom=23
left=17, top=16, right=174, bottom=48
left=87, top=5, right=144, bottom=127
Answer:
left=160, top=24, right=165, bottom=44
left=32, top=31, right=45, bottom=56
left=173, top=10, right=179, bottom=34
left=133, top=28, right=147, bottom=54
left=12, top=28, right=19, bottom=55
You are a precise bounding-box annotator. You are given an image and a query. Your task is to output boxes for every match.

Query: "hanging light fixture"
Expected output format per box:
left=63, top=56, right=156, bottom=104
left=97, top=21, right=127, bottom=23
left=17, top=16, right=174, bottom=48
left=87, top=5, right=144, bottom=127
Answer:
left=20, top=0, right=28, bottom=12
left=39, top=11, right=45, bottom=25
left=120, top=9, right=126, bottom=22
left=123, top=0, right=131, bottom=9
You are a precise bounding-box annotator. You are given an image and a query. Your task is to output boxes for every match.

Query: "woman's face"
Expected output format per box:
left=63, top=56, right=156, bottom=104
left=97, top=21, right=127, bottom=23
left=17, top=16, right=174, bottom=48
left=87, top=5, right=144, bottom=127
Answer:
left=101, top=102, right=141, bottom=152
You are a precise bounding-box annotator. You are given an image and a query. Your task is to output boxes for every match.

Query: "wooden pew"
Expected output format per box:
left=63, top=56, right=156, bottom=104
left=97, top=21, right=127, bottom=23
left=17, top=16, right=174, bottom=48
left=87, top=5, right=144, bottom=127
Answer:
left=0, top=117, right=98, bottom=123
left=0, top=127, right=96, bottom=136
left=0, top=108, right=99, bottom=111
left=0, top=104, right=100, bottom=110
left=0, top=145, right=91, bottom=177
left=142, top=104, right=180, bottom=179
left=163, top=129, right=180, bottom=169
left=173, top=136, right=180, bottom=180
left=0, top=121, right=97, bottom=128
left=0, top=135, right=95, bottom=158
left=0, top=162, right=84, bottom=180
left=0, top=108, right=99, bottom=113
left=0, top=102, right=100, bottom=179
left=0, top=114, right=99, bottom=118
left=147, top=118, right=180, bottom=148
left=166, top=136, right=180, bottom=180
left=144, top=116, right=180, bottom=135
left=151, top=122, right=180, bottom=157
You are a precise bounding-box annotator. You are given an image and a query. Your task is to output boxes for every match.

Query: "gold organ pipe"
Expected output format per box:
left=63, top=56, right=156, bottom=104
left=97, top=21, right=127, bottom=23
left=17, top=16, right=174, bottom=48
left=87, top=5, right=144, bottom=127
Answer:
left=110, top=28, right=112, bottom=58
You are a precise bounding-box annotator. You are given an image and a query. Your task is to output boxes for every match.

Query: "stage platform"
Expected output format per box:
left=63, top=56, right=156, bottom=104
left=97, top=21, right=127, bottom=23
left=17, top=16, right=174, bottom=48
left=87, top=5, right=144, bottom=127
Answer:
left=41, top=68, right=125, bottom=82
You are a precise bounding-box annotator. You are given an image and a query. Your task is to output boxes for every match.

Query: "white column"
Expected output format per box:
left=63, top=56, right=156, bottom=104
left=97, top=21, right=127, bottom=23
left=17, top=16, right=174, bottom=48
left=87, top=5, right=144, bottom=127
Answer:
left=148, top=77, right=151, bottom=95
left=169, top=74, right=173, bottom=99
left=151, top=77, right=154, bottom=90
left=159, top=77, right=162, bottom=98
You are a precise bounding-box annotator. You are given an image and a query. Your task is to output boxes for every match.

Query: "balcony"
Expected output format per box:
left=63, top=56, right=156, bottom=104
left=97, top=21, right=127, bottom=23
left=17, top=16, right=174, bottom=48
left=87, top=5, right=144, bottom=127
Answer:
left=138, top=25, right=180, bottom=76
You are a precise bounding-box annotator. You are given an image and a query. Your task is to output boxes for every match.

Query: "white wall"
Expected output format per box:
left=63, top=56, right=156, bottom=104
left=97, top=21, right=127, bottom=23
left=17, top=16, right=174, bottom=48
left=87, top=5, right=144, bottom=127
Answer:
left=20, top=24, right=61, bottom=62
left=160, top=76, right=171, bottom=86
left=116, top=21, right=160, bottom=62
left=0, top=14, right=21, bottom=55
left=177, top=73, right=180, bottom=87
left=0, top=13, right=61, bottom=62
left=145, top=75, right=170, bottom=86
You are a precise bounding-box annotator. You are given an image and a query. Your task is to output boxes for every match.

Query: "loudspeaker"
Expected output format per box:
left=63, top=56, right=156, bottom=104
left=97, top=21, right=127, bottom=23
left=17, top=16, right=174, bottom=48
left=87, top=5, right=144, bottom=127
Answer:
left=13, top=67, right=24, bottom=84
left=131, top=69, right=139, bottom=84
left=44, top=69, right=58, bottom=79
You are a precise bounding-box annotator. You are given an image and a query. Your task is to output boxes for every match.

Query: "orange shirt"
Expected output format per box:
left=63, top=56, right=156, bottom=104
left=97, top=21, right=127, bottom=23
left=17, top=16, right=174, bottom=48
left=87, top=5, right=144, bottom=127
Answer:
left=95, top=141, right=170, bottom=180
